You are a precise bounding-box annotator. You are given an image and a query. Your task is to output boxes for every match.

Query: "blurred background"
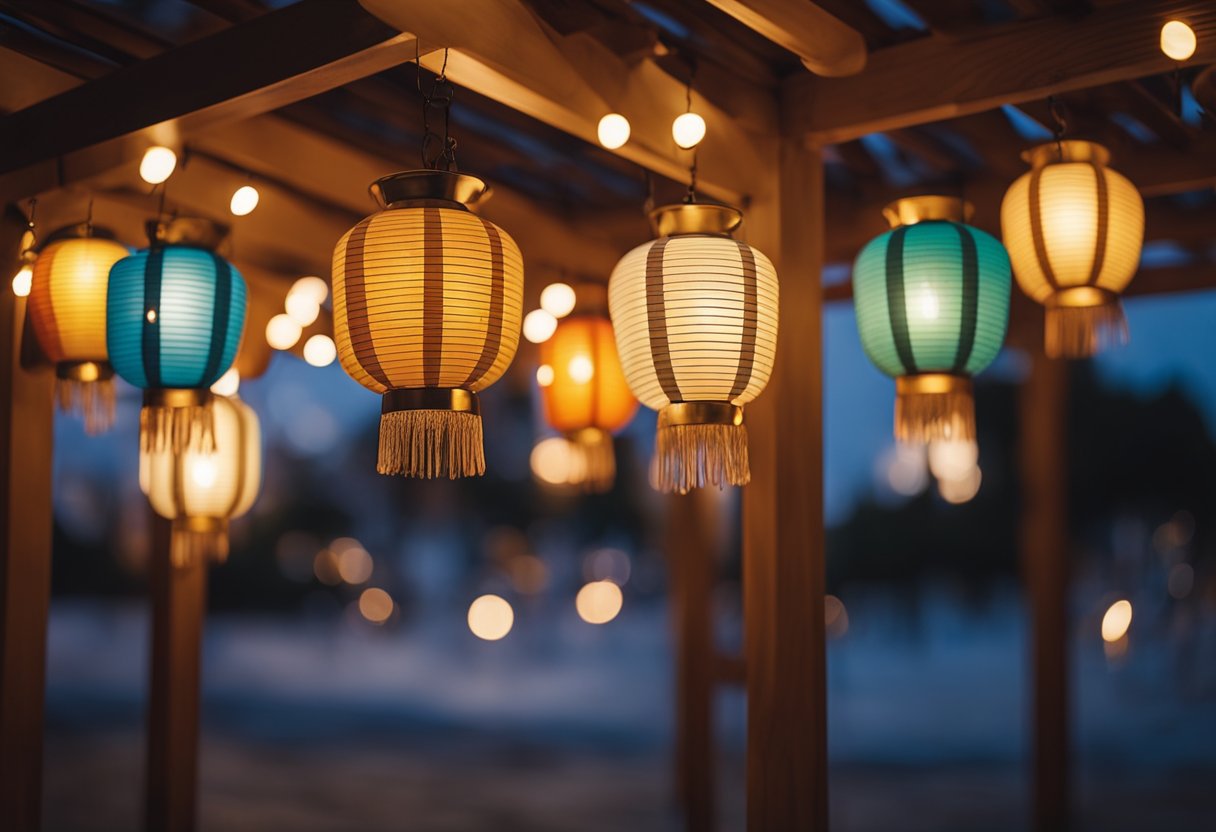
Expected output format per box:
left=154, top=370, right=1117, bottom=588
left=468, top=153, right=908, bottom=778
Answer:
left=43, top=289, right=1216, bottom=831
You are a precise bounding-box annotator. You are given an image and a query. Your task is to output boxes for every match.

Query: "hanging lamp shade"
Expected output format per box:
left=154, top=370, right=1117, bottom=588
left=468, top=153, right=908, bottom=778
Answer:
left=141, top=394, right=261, bottom=567
left=107, top=218, right=247, bottom=453
left=538, top=285, right=638, bottom=492
left=332, top=170, right=524, bottom=478
left=609, top=202, right=778, bottom=493
left=853, top=196, right=1011, bottom=442
left=27, top=229, right=129, bottom=434
left=1000, top=140, right=1144, bottom=358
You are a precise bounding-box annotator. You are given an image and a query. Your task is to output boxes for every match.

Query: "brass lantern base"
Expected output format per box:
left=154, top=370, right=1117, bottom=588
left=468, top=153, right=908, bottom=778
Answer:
left=170, top=516, right=230, bottom=569
left=649, top=202, right=743, bottom=238
left=895, top=373, right=975, bottom=443
left=378, top=388, right=485, bottom=479
left=371, top=170, right=490, bottom=211
left=55, top=361, right=116, bottom=435
left=1044, top=286, right=1127, bottom=359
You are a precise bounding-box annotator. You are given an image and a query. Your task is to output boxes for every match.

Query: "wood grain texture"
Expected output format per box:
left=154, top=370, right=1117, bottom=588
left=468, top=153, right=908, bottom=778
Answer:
left=701, top=0, right=866, bottom=76
left=785, top=1, right=1216, bottom=143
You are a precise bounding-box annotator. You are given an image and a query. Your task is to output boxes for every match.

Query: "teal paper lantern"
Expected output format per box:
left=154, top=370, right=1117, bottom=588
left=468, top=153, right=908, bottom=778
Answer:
left=853, top=197, right=1010, bottom=442
left=108, top=219, right=247, bottom=452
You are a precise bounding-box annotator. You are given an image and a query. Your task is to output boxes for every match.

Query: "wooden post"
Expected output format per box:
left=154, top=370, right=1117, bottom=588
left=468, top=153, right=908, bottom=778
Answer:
left=741, top=140, right=828, bottom=829
left=669, top=490, right=717, bottom=832
left=0, top=205, right=54, bottom=831
left=1019, top=352, right=1070, bottom=832
left=145, top=516, right=208, bottom=832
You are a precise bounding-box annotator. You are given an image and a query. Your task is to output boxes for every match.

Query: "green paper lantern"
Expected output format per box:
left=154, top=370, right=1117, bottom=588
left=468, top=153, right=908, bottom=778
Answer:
left=853, top=197, right=1011, bottom=442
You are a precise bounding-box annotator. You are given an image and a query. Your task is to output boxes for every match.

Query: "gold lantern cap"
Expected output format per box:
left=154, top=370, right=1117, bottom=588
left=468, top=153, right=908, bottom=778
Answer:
left=882, top=195, right=973, bottom=228
left=41, top=222, right=121, bottom=246
left=56, top=360, right=113, bottom=383
left=381, top=387, right=480, bottom=415
left=143, top=387, right=212, bottom=410
left=146, top=216, right=229, bottom=250
left=649, top=202, right=743, bottom=238
left=659, top=402, right=744, bottom=428
left=1023, top=140, right=1111, bottom=169
left=371, top=170, right=490, bottom=211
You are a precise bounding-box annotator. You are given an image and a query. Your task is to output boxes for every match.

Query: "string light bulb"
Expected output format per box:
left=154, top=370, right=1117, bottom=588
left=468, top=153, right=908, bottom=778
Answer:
left=1160, top=20, right=1197, bottom=61
left=522, top=308, right=557, bottom=343
left=672, top=112, right=706, bottom=150
left=303, top=334, right=337, bottom=367
left=265, top=313, right=302, bottom=350
left=11, top=265, right=32, bottom=297
left=597, top=113, right=631, bottom=149
left=540, top=282, right=576, bottom=318
left=229, top=184, right=260, bottom=217
left=139, top=146, right=177, bottom=185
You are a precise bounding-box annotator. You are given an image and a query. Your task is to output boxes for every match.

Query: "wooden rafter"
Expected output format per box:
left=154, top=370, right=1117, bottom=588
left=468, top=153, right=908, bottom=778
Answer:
left=700, top=0, right=866, bottom=76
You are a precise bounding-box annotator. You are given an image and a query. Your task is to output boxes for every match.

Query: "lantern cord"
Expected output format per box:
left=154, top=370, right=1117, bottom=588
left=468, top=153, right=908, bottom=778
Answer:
left=1047, top=95, right=1067, bottom=156
left=416, top=44, right=457, bottom=171
left=19, top=198, right=36, bottom=255
left=684, top=148, right=699, bottom=203
left=85, top=197, right=94, bottom=237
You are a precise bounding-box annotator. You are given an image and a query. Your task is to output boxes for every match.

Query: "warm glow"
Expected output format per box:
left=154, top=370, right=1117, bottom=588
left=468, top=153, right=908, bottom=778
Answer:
left=536, top=364, right=555, bottom=387
left=285, top=290, right=321, bottom=326
left=146, top=309, right=157, bottom=323
left=597, top=113, right=631, bottom=149
left=358, top=587, right=393, bottom=624
left=530, top=437, right=577, bottom=485
left=540, top=282, right=577, bottom=318
left=266, top=313, right=302, bottom=350
left=139, top=146, right=177, bottom=185
left=913, top=284, right=939, bottom=321
left=884, top=443, right=928, bottom=496
left=672, top=111, right=706, bottom=149
left=567, top=354, right=594, bottom=384
left=825, top=594, right=849, bottom=638
left=928, top=439, right=979, bottom=481
left=210, top=367, right=240, bottom=397
left=191, top=458, right=218, bottom=489
left=11, top=265, right=31, bottom=297
left=229, top=185, right=260, bottom=216
left=1101, top=599, right=1133, bottom=643
left=337, top=542, right=374, bottom=584
left=938, top=466, right=982, bottom=504
left=1161, top=20, right=1197, bottom=61
left=522, top=308, right=557, bottom=343
left=576, top=580, right=623, bottom=624
left=468, top=594, right=514, bottom=640
left=289, top=275, right=329, bottom=305
left=303, top=334, right=337, bottom=367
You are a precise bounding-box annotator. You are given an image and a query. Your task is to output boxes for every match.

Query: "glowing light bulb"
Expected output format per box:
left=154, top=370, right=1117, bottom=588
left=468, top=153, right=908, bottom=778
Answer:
left=191, top=458, right=217, bottom=488
left=289, top=276, right=328, bottom=305
left=522, top=309, right=557, bottom=343
left=540, top=282, right=576, bottom=318
left=536, top=364, right=555, bottom=387
left=568, top=354, right=594, bottom=384
left=1101, top=599, right=1133, bottom=642
left=576, top=580, right=623, bottom=624
left=210, top=367, right=240, bottom=397
left=285, top=291, right=320, bottom=326
left=229, top=184, right=260, bottom=216
left=139, top=146, right=177, bottom=185
left=597, top=113, right=631, bottom=149
left=11, top=265, right=32, bottom=297
left=265, top=313, right=302, bottom=350
left=146, top=309, right=157, bottom=323
left=359, top=587, right=393, bottom=624
left=303, top=334, right=336, bottom=367
left=1160, top=20, right=1197, bottom=61
left=672, top=112, right=706, bottom=149
left=468, top=594, right=514, bottom=640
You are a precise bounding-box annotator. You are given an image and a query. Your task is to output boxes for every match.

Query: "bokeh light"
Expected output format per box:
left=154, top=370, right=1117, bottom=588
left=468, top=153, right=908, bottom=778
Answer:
left=266, top=313, right=302, bottom=350
left=540, top=282, right=576, bottom=318
left=303, top=334, right=337, bottom=367
left=313, top=547, right=342, bottom=586
left=672, top=111, right=706, bottom=149
left=825, top=594, right=849, bottom=638
left=523, top=309, right=557, bottom=344
left=358, top=587, right=393, bottom=624
left=229, top=184, right=260, bottom=216
left=139, top=146, right=177, bottom=184
left=507, top=555, right=550, bottom=595
left=928, top=439, right=978, bottom=481
left=597, top=113, right=631, bottom=149
left=567, top=354, right=594, bottom=384
left=1101, top=599, right=1133, bottom=643
left=938, top=466, right=982, bottom=504
left=468, top=594, right=514, bottom=640
left=210, top=367, right=240, bottom=397
left=536, top=364, right=555, bottom=387
left=1160, top=20, right=1197, bottom=61
left=576, top=580, right=623, bottom=624
left=583, top=547, right=631, bottom=586
left=882, top=443, right=928, bottom=496
left=11, top=265, right=32, bottom=297
left=289, top=275, right=329, bottom=305
left=334, top=538, right=373, bottom=584
left=285, top=291, right=321, bottom=326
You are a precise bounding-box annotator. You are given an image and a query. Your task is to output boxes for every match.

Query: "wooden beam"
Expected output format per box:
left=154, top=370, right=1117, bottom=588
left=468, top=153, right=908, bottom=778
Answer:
left=0, top=204, right=55, bottom=832
left=784, top=1, right=1216, bottom=143
left=1019, top=352, right=1071, bottom=832
left=741, top=140, right=828, bottom=830
left=701, top=0, right=866, bottom=76
left=0, top=0, right=419, bottom=197
left=361, top=0, right=770, bottom=204
left=145, top=515, right=209, bottom=832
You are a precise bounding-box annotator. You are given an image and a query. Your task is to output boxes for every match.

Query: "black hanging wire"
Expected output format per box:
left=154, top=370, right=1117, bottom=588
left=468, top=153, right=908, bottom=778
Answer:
left=1047, top=95, right=1067, bottom=157
left=416, top=44, right=457, bottom=171
left=682, top=55, right=699, bottom=203
left=84, top=196, right=94, bottom=237
left=21, top=197, right=37, bottom=251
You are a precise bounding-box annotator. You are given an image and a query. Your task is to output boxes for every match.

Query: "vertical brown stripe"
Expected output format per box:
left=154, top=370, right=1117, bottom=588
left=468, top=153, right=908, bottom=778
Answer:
left=1029, top=167, right=1060, bottom=289
left=223, top=399, right=248, bottom=517
left=33, top=243, right=64, bottom=359
left=343, top=217, right=392, bottom=387
left=423, top=208, right=444, bottom=387
left=464, top=219, right=505, bottom=387
left=727, top=242, right=759, bottom=401
left=1086, top=163, right=1109, bottom=286
left=645, top=238, right=682, bottom=403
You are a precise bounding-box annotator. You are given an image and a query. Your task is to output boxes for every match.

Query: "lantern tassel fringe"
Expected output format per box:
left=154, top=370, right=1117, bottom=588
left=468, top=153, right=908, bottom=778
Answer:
left=378, top=410, right=485, bottom=478
left=170, top=524, right=228, bottom=569
left=141, top=403, right=216, bottom=454
left=56, top=377, right=115, bottom=435
left=570, top=431, right=616, bottom=494
left=656, top=423, right=749, bottom=494
left=1045, top=300, right=1128, bottom=359
left=896, top=389, right=975, bottom=443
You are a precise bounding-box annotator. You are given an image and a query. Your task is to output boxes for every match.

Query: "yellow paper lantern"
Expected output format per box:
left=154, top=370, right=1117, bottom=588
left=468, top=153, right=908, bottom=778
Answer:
left=538, top=286, right=638, bottom=492
left=332, top=171, right=524, bottom=478
left=27, top=230, right=129, bottom=434
left=141, top=394, right=261, bottom=566
left=609, top=203, right=778, bottom=493
left=1001, top=141, right=1144, bottom=358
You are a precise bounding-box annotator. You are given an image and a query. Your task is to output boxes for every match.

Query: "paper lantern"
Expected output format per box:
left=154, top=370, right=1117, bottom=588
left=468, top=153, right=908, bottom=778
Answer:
left=538, top=285, right=638, bottom=492
left=141, top=394, right=261, bottom=566
left=332, top=170, right=524, bottom=478
left=1001, top=140, right=1144, bottom=358
left=853, top=196, right=1011, bottom=442
left=108, top=219, right=247, bottom=452
left=609, top=203, right=778, bottom=493
left=27, top=229, right=129, bottom=433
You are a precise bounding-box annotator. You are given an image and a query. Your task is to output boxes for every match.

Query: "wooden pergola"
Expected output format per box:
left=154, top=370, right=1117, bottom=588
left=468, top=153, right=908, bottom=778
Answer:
left=1, top=1, right=1214, bottom=830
